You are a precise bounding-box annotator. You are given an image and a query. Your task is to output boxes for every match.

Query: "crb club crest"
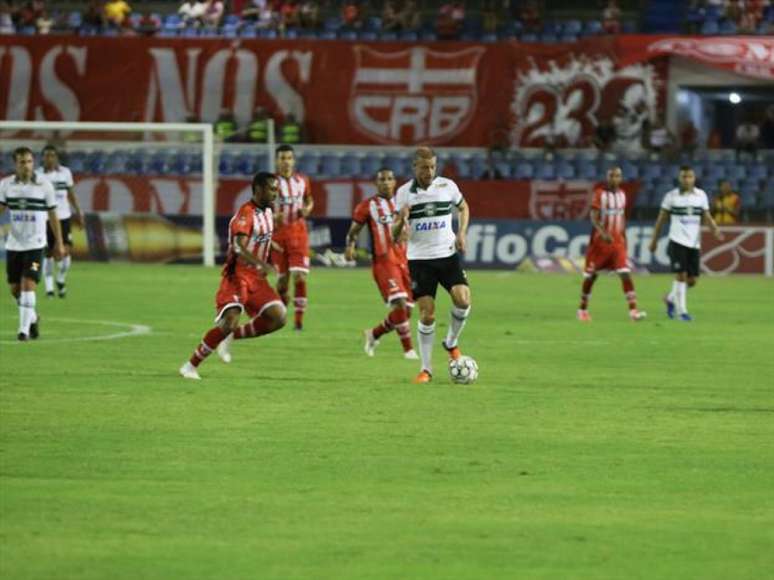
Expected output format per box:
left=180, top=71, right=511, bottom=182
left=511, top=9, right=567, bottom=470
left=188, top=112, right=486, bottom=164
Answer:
left=349, top=45, right=485, bottom=145
left=529, top=180, right=592, bottom=220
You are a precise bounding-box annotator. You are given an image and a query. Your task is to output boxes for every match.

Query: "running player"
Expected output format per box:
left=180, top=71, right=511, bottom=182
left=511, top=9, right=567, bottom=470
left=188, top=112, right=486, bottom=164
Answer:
left=577, top=166, right=646, bottom=322
left=0, top=147, right=64, bottom=340
left=648, top=165, right=723, bottom=321
left=345, top=168, right=418, bottom=360
left=179, top=172, right=285, bottom=380
left=36, top=145, right=84, bottom=298
left=391, top=147, right=471, bottom=384
left=272, top=144, right=313, bottom=331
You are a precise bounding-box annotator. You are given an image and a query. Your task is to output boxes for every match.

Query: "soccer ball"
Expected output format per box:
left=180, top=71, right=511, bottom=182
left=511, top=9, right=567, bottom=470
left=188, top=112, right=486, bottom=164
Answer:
left=448, top=355, right=479, bottom=385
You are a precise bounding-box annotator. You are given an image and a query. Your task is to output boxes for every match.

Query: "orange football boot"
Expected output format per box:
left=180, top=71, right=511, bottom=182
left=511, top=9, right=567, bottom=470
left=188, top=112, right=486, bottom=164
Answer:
left=413, top=370, right=432, bottom=384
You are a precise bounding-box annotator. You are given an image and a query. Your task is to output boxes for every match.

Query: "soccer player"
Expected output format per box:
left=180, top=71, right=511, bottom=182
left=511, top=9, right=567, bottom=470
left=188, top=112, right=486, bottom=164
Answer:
left=271, top=144, right=313, bottom=331
left=391, top=147, right=471, bottom=384
left=36, top=145, right=84, bottom=298
left=179, top=172, right=286, bottom=380
left=0, top=147, right=64, bottom=341
left=577, top=166, right=646, bottom=322
left=648, top=165, right=723, bottom=321
left=345, top=168, right=418, bottom=360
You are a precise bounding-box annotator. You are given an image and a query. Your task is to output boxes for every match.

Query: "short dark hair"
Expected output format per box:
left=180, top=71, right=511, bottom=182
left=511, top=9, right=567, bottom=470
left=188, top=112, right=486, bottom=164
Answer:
left=42, top=144, right=59, bottom=155
left=376, top=167, right=394, bottom=177
left=275, top=144, right=295, bottom=157
left=13, top=146, right=33, bottom=161
left=252, top=171, right=277, bottom=192
left=679, top=165, right=694, bottom=173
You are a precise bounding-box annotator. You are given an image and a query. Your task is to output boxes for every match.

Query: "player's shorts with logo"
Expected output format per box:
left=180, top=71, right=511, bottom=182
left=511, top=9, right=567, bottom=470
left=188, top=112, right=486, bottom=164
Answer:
left=584, top=240, right=629, bottom=274
left=409, top=252, right=468, bottom=300
left=6, top=248, right=45, bottom=284
left=372, top=258, right=413, bottom=305
left=214, top=268, right=283, bottom=322
left=47, top=218, right=72, bottom=250
left=668, top=240, right=701, bottom=277
left=271, top=222, right=310, bottom=275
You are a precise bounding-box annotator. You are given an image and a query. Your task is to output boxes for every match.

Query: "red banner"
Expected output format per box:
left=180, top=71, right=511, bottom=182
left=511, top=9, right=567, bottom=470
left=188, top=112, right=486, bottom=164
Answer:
left=65, top=174, right=640, bottom=220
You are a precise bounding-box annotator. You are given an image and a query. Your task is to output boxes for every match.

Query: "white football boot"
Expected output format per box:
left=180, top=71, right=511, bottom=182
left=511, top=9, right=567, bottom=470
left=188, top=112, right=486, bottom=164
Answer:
left=179, top=361, right=201, bottom=380
left=217, top=333, right=234, bottom=363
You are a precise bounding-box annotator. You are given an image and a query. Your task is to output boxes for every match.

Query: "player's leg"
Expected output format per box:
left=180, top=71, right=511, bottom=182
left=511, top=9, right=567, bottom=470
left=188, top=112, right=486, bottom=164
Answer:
left=55, top=220, right=72, bottom=297
left=577, top=272, right=597, bottom=321
left=232, top=278, right=287, bottom=340
left=390, top=298, right=416, bottom=358
left=272, top=241, right=290, bottom=307
left=290, top=269, right=308, bottom=331
left=439, top=255, right=470, bottom=359
left=16, top=250, right=43, bottom=341
left=365, top=265, right=415, bottom=358
left=409, top=259, right=439, bottom=383
left=664, top=241, right=683, bottom=319
left=181, top=306, right=241, bottom=379
left=618, top=272, right=646, bottom=321
left=43, top=224, right=56, bottom=297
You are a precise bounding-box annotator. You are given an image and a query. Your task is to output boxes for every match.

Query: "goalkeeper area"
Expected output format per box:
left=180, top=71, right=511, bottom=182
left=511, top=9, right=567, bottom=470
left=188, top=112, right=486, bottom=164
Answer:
left=1, top=263, right=773, bottom=579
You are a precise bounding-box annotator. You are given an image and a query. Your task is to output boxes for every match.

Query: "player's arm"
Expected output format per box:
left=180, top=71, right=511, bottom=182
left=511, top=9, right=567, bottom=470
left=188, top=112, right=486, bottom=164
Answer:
left=702, top=210, right=724, bottom=240
left=300, top=179, right=314, bottom=218
left=67, top=187, right=85, bottom=227
left=392, top=205, right=409, bottom=241
left=648, top=209, right=669, bottom=252
left=47, top=209, right=65, bottom=259
left=456, top=199, right=469, bottom=253
left=590, top=208, right=612, bottom=242
left=345, top=221, right=365, bottom=261
left=234, top=233, right=275, bottom=275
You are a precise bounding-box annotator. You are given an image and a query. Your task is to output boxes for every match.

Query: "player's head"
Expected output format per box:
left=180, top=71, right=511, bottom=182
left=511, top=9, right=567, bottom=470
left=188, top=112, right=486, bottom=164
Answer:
left=413, top=146, right=436, bottom=189
left=42, top=145, right=59, bottom=170
left=13, top=147, right=34, bottom=180
left=275, top=144, right=295, bottom=177
left=375, top=168, right=396, bottom=198
left=678, top=166, right=696, bottom=191
left=718, top=179, right=732, bottom=195
left=606, top=166, right=623, bottom=189
left=252, top=171, right=279, bottom=208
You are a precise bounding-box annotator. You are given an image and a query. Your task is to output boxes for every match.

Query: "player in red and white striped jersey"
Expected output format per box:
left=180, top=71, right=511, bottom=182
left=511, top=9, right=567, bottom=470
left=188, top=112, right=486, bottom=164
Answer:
left=271, top=145, right=314, bottom=331
left=577, top=167, right=646, bottom=322
left=345, top=169, right=417, bottom=360
left=180, top=172, right=286, bottom=380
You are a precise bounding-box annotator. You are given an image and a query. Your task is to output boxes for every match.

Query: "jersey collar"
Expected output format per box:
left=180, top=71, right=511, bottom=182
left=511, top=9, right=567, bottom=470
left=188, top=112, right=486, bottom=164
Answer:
left=410, top=177, right=436, bottom=193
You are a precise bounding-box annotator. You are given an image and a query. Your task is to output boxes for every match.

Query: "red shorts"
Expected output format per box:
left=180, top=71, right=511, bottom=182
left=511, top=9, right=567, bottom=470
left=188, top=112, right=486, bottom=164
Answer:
left=373, top=259, right=413, bottom=305
left=215, top=271, right=284, bottom=322
left=584, top=241, right=629, bottom=274
left=272, top=224, right=310, bottom=275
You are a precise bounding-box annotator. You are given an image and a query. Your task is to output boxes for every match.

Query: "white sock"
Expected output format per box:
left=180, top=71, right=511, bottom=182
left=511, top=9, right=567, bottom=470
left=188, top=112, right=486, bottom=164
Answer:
left=43, top=257, right=55, bottom=293
left=18, top=291, right=36, bottom=335
left=417, top=321, right=435, bottom=375
left=445, top=306, right=470, bottom=349
left=667, top=280, right=679, bottom=303
left=676, top=281, right=688, bottom=314
left=56, top=255, right=71, bottom=284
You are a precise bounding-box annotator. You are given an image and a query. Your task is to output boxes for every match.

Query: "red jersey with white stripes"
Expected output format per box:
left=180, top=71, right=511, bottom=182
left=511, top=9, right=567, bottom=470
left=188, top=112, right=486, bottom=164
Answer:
left=353, top=195, right=404, bottom=263
left=591, top=186, right=627, bottom=245
left=274, top=172, right=311, bottom=235
left=223, top=200, right=274, bottom=276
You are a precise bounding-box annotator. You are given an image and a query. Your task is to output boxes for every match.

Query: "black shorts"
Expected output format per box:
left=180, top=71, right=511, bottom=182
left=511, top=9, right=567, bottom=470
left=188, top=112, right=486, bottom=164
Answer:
left=47, top=218, right=72, bottom=250
left=668, top=240, right=701, bottom=277
left=409, top=253, right=468, bottom=300
left=6, top=248, right=45, bottom=284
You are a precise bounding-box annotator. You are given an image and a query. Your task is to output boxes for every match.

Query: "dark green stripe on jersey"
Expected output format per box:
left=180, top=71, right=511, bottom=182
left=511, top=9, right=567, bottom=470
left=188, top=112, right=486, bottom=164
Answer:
left=53, top=181, right=69, bottom=190
left=4, top=198, right=53, bottom=211
left=409, top=201, right=454, bottom=219
left=670, top=207, right=705, bottom=216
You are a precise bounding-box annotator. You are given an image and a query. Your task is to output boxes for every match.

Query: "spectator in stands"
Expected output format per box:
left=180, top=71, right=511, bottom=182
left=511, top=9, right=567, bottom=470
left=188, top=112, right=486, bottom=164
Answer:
left=83, top=0, right=106, bottom=29
left=711, top=180, right=741, bottom=225
left=382, top=0, right=401, bottom=30
left=480, top=152, right=503, bottom=180
left=399, top=0, right=421, bottom=30
left=244, top=0, right=275, bottom=28
left=520, top=0, right=541, bottom=33
left=136, top=11, right=160, bottom=35
left=436, top=1, right=464, bottom=39
left=735, top=118, right=760, bottom=159
left=679, top=120, right=699, bottom=158
left=299, top=0, right=319, bottom=28
left=17, top=0, right=43, bottom=29
left=342, top=0, right=362, bottom=28
left=178, top=0, right=204, bottom=25
left=201, top=0, right=223, bottom=28
left=182, top=113, right=202, bottom=143
left=481, top=0, right=500, bottom=33
left=707, top=128, right=723, bottom=149
left=103, top=0, right=131, bottom=27
left=214, top=109, right=238, bottom=142
left=280, top=0, right=300, bottom=29
left=725, top=0, right=743, bottom=23
left=602, top=0, right=621, bottom=34
left=279, top=113, right=304, bottom=144
left=247, top=107, right=270, bottom=143
left=647, top=119, right=673, bottom=159
left=761, top=105, right=774, bottom=149
left=593, top=119, right=616, bottom=152
left=36, top=4, right=53, bottom=32
left=0, top=1, right=14, bottom=34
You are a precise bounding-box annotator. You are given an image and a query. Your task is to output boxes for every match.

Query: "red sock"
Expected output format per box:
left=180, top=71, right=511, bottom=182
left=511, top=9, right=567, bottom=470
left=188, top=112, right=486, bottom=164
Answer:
left=294, top=278, right=307, bottom=328
left=622, top=277, right=637, bottom=310
left=189, top=326, right=227, bottom=367
left=234, top=316, right=274, bottom=339
left=579, top=275, right=596, bottom=310
left=390, top=307, right=413, bottom=352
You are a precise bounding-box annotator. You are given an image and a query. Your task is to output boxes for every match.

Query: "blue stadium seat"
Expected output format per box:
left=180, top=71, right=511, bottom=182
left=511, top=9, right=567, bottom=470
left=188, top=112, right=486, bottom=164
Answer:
left=560, top=34, right=578, bottom=43
left=748, top=164, right=767, bottom=180
left=399, top=30, right=419, bottom=41
left=421, top=31, right=438, bottom=41
left=338, top=29, right=358, bottom=40
left=235, top=153, right=256, bottom=176
left=514, top=161, right=534, bottom=179
left=298, top=154, right=319, bottom=175
left=319, top=30, right=337, bottom=40
left=320, top=154, right=342, bottom=177
left=240, top=27, right=257, bottom=38
left=357, top=30, right=378, bottom=41
left=562, top=19, right=582, bottom=35
left=68, top=11, right=82, bottom=29
left=701, top=20, right=719, bottom=35
left=68, top=152, right=86, bottom=173
left=719, top=19, right=737, bottom=34
left=540, top=33, right=558, bottom=43
left=577, top=162, right=598, bottom=180
left=219, top=154, right=237, bottom=176
left=633, top=190, right=653, bottom=209
left=380, top=31, right=398, bottom=41
left=86, top=151, right=106, bottom=174
left=284, top=27, right=300, bottom=39
left=365, top=17, right=382, bottom=32
left=641, top=164, right=662, bottom=181
left=360, top=155, right=383, bottom=178
left=534, top=162, right=556, bottom=180
left=727, top=165, right=747, bottom=181
left=584, top=20, right=603, bottom=35
left=520, top=33, right=538, bottom=42
left=340, top=154, right=362, bottom=177
left=224, top=14, right=240, bottom=26
left=258, top=28, right=277, bottom=39
left=323, top=17, right=342, bottom=31
left=557, top=162, right=576, bottom=179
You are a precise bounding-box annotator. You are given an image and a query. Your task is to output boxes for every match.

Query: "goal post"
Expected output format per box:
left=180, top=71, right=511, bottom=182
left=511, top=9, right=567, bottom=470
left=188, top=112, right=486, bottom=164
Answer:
left=0, top=120, right=219, bottom=266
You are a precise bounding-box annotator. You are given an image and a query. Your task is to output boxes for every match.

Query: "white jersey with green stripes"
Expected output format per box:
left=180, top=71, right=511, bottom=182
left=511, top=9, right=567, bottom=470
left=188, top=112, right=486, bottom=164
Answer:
left=36, top=165, right=75, bottom=220
left=0, top=175, right=57, bottom=251
left=395, top=176, right=465, bottom=261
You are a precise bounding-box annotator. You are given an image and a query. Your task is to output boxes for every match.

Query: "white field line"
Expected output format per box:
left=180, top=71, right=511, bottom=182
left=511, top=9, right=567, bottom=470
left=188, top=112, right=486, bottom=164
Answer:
left=0, top=318, right=152, bottom=345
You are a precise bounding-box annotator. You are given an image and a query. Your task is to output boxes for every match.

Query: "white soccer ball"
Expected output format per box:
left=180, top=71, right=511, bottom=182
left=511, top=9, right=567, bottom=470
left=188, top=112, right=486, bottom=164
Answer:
left=448, top=355, right=479, bottom=385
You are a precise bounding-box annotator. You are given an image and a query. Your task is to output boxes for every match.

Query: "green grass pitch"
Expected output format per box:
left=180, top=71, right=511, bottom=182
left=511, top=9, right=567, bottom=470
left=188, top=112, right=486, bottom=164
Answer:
left=1, top=263, right=773, bottom=579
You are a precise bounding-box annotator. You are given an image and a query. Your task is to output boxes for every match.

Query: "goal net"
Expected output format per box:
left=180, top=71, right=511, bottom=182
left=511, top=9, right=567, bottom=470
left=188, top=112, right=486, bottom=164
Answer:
left=0, top=120, right=262, bottom=268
